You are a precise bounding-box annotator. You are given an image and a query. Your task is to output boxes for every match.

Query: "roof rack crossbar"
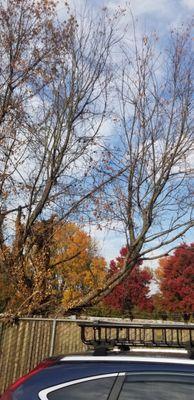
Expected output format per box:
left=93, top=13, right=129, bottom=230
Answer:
left=78, top=321, right=194, bottom=359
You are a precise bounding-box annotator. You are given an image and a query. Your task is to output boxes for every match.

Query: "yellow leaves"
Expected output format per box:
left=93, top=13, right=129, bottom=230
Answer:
left=0, top=218, right=106, bottom=314
left=63, top=288, right=81, bottom=308
left=51, top=222, right=107, bottom=310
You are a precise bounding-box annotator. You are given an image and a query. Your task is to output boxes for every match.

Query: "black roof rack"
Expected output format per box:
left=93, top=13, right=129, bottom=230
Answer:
left=78, top=320, right=194, bottom=358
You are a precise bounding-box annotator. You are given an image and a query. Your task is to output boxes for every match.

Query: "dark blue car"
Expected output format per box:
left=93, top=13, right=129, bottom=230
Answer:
left=1, top=352, right=194, bottom=399
left=1, top=321, right=194, bottom=399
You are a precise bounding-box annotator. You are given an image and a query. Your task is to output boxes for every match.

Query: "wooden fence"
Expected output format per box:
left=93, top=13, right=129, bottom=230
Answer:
left=0, top=317, right=86, bottom=394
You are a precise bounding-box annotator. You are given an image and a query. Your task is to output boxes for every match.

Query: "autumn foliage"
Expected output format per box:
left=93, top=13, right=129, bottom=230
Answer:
left=51, top=222, right=107, bottom=310
left=0, top=0, right=113, bottom=316
left=103, top=247, right=153, bottom=314
left=0, top=1, right=193, bottom=317
left=0, top=219, right=107, bottom=314
left=155, top=243, right=194, bottom=313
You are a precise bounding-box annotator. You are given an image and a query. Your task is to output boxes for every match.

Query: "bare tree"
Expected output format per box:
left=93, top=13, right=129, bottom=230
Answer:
left=64, top=21, right=194, bottom=314
left=0, top=0, right=122, bottom=314
left=0, top=2, right=193, bottom=317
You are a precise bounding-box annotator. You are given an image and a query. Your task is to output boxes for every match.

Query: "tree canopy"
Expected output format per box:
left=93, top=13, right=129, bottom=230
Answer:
left=104, top=247, right=153, bottom=314
left=155, top=243, right=194, bottom=313
left=0, top=219, right=107, bottom=314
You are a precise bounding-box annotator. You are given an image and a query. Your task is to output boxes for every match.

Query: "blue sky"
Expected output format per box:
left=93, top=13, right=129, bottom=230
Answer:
left=59, top=0, right=194, bottom=266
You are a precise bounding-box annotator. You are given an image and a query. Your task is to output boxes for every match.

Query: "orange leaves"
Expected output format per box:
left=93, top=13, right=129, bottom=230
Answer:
left=0, top=215, right=107, bottom=315
left=51, top=222, right=107, bottom=309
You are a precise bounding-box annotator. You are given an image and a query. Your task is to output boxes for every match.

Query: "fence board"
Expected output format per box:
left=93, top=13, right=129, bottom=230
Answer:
left=0, top=318, right=85, bottom=394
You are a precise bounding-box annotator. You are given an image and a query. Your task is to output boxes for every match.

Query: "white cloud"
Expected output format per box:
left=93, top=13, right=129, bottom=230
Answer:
left=181, top=0, right=194, bottom=9
left=85, top=223, right=124, bottom=263
left=105, top=0, right=177, bottom=19
left=59, top=0, right=193, bottom=29
left=187, top=148, right=194, bottom=170
left=98, top=230, right=124, bottom=262
left=100, top=118, right=116, bottom=138
left=125, top=0, right=171, bottom=17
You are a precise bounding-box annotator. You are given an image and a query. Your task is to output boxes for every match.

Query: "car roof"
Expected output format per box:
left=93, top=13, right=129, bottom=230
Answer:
left=60, top=353, right=194, bottom=365
left=6, top=350, right=194, bottom=400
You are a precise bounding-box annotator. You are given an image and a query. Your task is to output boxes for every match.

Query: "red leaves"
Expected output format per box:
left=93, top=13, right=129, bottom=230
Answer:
left=104, top=247, right=153, bottom=312
left=156, top=243, right=194, bottom=312
left=119, top=246, right=128, bottom=257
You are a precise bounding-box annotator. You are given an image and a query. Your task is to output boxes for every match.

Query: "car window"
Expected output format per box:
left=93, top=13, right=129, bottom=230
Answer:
left=43, top=376, right=116, bottom=400
left=118, top=374, right=194, bottom=400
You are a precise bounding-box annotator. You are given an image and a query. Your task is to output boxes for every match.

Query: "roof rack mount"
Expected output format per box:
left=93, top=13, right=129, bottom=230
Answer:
left=78, top=321, right=194, bottom=359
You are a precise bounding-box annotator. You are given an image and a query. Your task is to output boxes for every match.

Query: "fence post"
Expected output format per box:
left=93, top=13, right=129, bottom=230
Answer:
left=49, top=319, right=57, bottom=356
